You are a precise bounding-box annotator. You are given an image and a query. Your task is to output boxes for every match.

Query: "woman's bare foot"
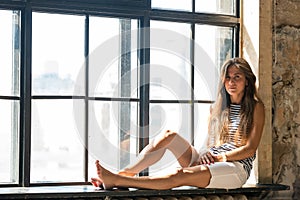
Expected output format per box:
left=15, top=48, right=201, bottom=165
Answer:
left=95, top=160, right=117, bottom=190
left=90, top=177, right=103, bottom=188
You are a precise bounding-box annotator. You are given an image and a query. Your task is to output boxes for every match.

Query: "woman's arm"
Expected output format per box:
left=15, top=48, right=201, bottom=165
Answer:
left=214, top=101, right=265, bottom=162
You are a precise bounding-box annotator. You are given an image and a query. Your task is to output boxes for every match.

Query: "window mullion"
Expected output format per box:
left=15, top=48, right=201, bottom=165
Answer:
left=190, top=23, right=195, bottom=145
left=84, top=15, right=89, bottom=183
left=19, top=5, right=32, bottom=187
left=233, top=25, right=240, bottom=57
left=138, top=16, right=150, bottom=176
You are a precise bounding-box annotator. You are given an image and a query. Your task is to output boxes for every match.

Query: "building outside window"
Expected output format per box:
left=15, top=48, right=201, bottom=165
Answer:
left=0, top=9, right=20, bottom=185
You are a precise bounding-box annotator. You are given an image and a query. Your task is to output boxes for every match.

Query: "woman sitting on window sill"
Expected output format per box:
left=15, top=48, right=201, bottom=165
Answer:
left=91, top=57, right=265, bottom=190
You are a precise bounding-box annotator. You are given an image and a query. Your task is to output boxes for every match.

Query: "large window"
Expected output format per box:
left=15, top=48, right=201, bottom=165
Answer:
left=0, top=0, right=239, bottom=186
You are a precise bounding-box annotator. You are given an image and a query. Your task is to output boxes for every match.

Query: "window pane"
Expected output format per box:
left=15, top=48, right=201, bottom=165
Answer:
left=88, top=101, right=138, bottom=174
left=31, top=100, right=85, bottom=182
left=148, top=103, right=191, bottom=175
left=0, top=100, right=19, bottom=184
left=89, top=17, right=138, bottom=98
left=150, top=21, right=191, bottom=100
left=193, top=103, right=211, bottom=149
left=0, top=10, right=20, bottom=96
left=32, top=13, right=85, bottom=96
left=194, top=25, right=233, bottom=101
left=196, top=0, right=236, bottom=15
left=152, top=0, right=192, bottom=12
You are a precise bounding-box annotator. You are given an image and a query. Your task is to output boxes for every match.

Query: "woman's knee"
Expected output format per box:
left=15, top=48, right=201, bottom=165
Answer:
left=153, top=130, right=178, bottom=148
left=164, top=130, right=178, bottom=139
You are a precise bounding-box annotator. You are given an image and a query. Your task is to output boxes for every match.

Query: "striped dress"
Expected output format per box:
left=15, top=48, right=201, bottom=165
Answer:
left=209, top=104, right=255, bottom=178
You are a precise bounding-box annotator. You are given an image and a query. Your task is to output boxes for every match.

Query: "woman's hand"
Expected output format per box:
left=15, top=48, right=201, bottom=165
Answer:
left=198, top=152, right=227, bottom=165
left=198, top=151, right=215, bottom=165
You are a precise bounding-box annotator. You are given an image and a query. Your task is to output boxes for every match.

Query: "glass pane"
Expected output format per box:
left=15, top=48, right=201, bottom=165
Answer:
left=0, top=10, right=20, bottom=96
left=150, top=21, right=191, bottom=100
left=89, top=17, right=138, bottom=98
left=196, top=0, right=236, bottom=15
left=194, top=25, right=233, bottom=101
left=193, top=103, right=211, bottom=150
left=88, top=101, right=138, bottom=175
left=31, top=100, right=85, bottom=182
left=0, top=100, right=19, bottom=184
left=32, top=13, right=85, bottom=95
left=148, top=103, right=191, bottom=176
left=152, top=0, right=192, bottom=12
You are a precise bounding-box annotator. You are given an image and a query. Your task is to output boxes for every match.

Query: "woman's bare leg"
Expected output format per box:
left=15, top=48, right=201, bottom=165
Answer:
left=119, top=130, right=199, bottom=176
left=96, top=160, right=211, bottom=190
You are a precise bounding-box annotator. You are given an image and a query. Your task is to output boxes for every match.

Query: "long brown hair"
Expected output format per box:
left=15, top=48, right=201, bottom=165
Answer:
left=207, top=57, right=262, bottom=147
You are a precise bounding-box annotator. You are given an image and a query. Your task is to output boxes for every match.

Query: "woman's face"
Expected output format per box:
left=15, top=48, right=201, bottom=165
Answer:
left=224, top=65, right=247, bottom=102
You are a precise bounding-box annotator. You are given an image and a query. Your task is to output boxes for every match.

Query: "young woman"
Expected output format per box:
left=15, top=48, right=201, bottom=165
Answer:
left=91, top=57, right=265, bottom=190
